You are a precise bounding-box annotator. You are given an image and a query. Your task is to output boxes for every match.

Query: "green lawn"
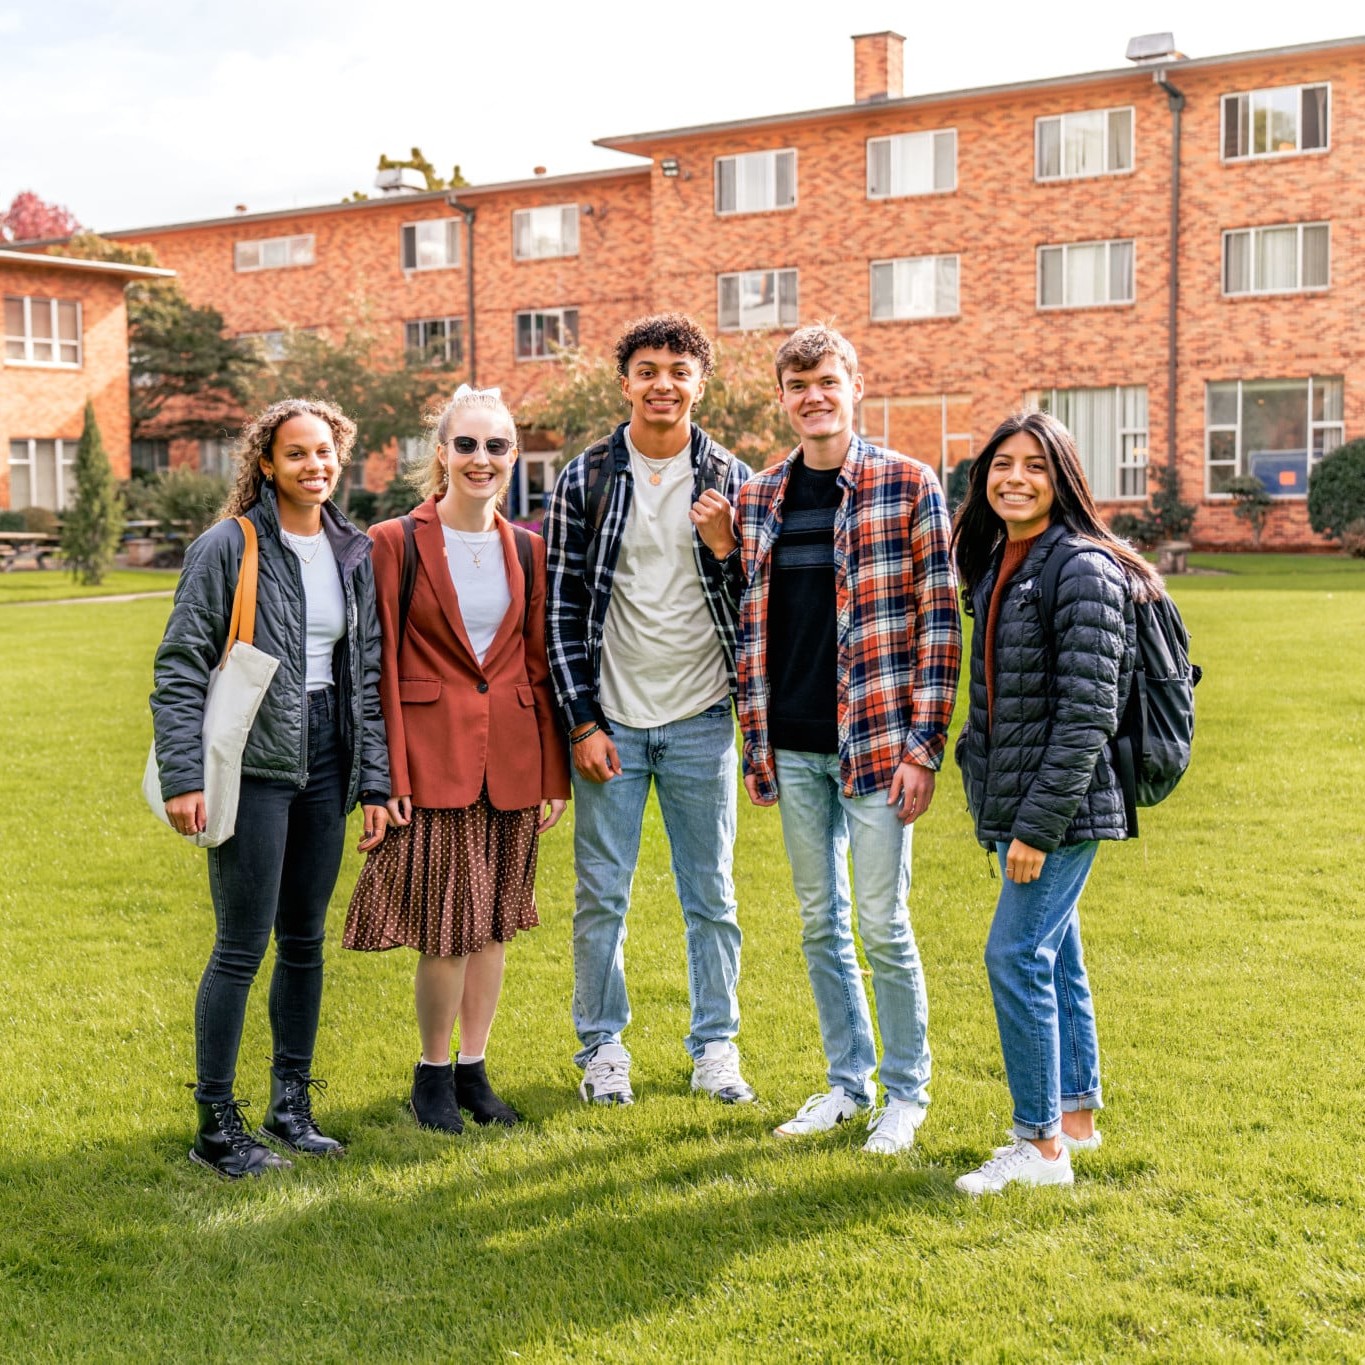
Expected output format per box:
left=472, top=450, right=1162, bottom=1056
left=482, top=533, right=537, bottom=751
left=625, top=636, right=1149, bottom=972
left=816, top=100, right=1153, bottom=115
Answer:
left=0, top=568, right=179, bottom=603
left=2, top=556, right=1362, bottom=1361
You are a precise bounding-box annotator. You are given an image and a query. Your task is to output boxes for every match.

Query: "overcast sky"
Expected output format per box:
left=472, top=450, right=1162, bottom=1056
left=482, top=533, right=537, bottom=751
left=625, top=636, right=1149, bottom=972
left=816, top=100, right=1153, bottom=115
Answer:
left=2, top=0, right=1360, bottom=233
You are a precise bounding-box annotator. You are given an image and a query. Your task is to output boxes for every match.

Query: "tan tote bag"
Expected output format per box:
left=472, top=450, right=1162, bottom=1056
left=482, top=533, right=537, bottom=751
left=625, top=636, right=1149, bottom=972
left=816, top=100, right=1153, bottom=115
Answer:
left=143, top=516, right=282, bottom=848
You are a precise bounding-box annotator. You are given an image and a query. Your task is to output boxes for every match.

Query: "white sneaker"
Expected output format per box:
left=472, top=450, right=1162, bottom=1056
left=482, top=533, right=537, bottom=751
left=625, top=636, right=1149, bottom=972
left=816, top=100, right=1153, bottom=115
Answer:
left=956, top=1139, right=1074, bottom=1195
left=773, top=1087, right=861, bottom=1139
left=862, top=1098, right=927, bottom=1155
left=579, top=1043, right=634, bottom=1106
left=691, top=1041, right=755, bottom=1104
left=993, top=1129, right=1102, bottom=1157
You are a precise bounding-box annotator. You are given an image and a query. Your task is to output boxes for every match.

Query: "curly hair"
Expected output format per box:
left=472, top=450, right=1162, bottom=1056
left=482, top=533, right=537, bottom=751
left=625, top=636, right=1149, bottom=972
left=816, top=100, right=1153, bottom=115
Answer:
left=773, top=324, right=858, bottom=388
left=614, top=312, right=715, bottom=378
left=407, top=387, right=519, bottom=502
left=222, top=398, right=357, bottom=519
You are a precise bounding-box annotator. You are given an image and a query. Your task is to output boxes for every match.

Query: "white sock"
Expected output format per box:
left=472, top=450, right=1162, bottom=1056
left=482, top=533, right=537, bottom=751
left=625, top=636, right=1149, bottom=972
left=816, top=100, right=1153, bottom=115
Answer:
left=419, top=1057, right=450, bottom=1068
left=456, top=1051, right=485, bottom=1065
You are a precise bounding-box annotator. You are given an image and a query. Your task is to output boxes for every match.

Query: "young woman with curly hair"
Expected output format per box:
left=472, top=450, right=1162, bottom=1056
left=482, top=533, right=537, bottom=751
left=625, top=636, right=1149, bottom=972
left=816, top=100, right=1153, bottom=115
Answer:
left=150, top=397, right=390, bottom=1178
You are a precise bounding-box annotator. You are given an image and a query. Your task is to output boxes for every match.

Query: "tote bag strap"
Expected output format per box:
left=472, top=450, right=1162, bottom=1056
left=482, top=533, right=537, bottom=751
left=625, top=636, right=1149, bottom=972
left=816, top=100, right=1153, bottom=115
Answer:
left=222, top=516, right=261, bottom=664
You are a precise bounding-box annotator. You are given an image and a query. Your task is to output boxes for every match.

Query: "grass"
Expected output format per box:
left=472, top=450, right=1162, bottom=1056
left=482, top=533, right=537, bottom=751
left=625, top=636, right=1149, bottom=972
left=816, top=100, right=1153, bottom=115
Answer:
left=1, top=554, right=1362, bottom=1361
left=0, top=568, right=180, bottom=604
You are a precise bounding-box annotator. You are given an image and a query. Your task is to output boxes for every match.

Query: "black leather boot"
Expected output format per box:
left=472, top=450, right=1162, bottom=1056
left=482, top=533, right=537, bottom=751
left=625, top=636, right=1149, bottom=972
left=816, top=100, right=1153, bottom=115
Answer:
left=455, top=1059, right=521, bottom=1127
left=410, top=1062, right=463, bottom=1134
left=190, top=1099, right=292, bottom=1179
left=260, top=1072, right=345, bottom=1158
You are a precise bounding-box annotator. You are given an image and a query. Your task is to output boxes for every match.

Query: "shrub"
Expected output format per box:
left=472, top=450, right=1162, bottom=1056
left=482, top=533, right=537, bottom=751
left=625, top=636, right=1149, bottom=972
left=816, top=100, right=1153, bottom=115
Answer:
left=62, top=401, right=123, bottom=585
left=153, top=466, right=229, bottom=542
left=1341, top=518, right=1365, bottom=559
left=1107, top=461, right=1198, bottom=551
left=23, top=506, right=58, bottom=534
left=1307, top=439, right=1365, bottom=540
left=946, top=458, right=973, bottom=513
left=0, top=510, right=25, bottom=532
left=1223, top=474, right=1273, bottom=550
left=1108, top=512, right=1148, bottom=546
left=347, top=488, right=378, bottom=529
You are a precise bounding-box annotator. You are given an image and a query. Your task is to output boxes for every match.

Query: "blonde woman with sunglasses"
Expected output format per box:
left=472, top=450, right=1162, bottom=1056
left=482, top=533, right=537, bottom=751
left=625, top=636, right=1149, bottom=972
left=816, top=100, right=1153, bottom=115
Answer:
left=345, top=387, right=569, bottom=1133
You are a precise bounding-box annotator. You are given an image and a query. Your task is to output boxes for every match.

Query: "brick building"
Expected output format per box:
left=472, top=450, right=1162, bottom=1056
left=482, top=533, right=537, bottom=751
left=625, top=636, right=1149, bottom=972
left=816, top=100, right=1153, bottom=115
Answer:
left=105, top=30, right=1365, bottom=548
left=1, top=249, right=174, bottom=511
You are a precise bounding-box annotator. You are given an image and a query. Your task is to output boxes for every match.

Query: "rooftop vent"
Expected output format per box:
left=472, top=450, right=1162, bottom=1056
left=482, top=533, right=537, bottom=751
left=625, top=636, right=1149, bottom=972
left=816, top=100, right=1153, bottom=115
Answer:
left=1126, top=32, right=1184, bottom=64
left=374, top=167, right=428, bottom=195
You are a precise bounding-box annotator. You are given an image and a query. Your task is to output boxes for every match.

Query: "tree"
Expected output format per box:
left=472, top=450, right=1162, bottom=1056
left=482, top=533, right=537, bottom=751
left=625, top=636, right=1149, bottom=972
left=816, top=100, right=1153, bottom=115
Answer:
left=1307, top=439, right=1365, bottom=542
left=1109, top=459, right=1198, bottom=551
left=1224, top=475, right=1272, bottom=550
left=61, top=401, right=123, bottom=585
left=1, top=190, right=81, bottom=243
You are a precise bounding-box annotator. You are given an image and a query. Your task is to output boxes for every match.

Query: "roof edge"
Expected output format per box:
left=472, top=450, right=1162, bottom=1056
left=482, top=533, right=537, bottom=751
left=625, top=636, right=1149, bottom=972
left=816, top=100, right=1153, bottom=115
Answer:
left=0, top=248, right=176, bottom=279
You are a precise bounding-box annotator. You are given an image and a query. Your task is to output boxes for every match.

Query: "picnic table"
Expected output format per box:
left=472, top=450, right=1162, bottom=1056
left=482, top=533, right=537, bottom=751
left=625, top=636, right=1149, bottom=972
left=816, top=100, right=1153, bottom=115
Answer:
left=0, top=531, right=63, bottom=571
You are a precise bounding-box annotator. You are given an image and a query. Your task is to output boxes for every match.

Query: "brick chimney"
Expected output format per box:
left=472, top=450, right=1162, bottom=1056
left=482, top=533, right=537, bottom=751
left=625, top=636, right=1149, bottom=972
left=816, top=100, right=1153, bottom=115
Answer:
left=853, top=31, right=905, bottom=103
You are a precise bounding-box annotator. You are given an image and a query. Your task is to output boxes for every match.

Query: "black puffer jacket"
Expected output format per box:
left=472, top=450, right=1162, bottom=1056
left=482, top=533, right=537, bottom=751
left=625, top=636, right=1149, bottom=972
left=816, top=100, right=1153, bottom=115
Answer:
left=150, top=488, right=389, bottom=809
left=955, top=524, right=1136, bottom=851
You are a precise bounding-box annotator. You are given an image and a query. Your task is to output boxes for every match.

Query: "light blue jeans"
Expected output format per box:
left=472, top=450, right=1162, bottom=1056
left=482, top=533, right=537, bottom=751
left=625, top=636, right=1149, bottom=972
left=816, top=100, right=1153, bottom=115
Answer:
left=773, top=749, right=931, bottom=1107
left=985, top=839, right=1103, bottom=1140
left=571, top=700, right=741, bottom=1066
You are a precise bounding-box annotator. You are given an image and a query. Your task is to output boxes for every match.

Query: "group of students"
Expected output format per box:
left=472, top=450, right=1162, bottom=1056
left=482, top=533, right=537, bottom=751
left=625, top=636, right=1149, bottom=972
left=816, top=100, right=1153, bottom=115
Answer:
left=150, top=313, right=1157, bottom=1196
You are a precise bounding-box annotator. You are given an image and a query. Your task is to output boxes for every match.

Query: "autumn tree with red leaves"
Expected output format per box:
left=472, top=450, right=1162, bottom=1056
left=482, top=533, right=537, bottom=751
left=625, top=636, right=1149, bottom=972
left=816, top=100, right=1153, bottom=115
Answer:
left=1, top=191, right=82, bottom=243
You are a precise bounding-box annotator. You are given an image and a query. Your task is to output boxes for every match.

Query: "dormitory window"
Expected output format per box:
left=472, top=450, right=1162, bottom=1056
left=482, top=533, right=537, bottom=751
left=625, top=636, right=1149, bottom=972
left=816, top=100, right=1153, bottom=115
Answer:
left=405, top=317, right=464, bottom=365
left=4, top=296, right=81, bottom=366
left=233, top=235, right=314, bottom=272
left=401, top=220, right=460, bottom=271
left=239, top=331, right=288, bottom=361
left=1206, top=377, right=1343, bottom=496
left=1223, top=223, right=1329, bottom=295
left=717, top=269, right=799, bottom=332
left=1036, top=107, right=1133, bottom=180
left=130, top=440, right=169, bottom=476
left=513, top=205, right=580, bottom=260
left=1038, top=240, right=1135, bottom=308
left=867, top=130, right=956, bottom=198
left=715, top=150, right=797, bottom=215
left=1038, top=387, right=1149, bottom=500
left=1222, top=84, right=1329, bottom=160
left=516, top=308, right=578, bottom=360
left=870, top=256, right=959, bottom=320
left=7, top=438, right=76, bottom=511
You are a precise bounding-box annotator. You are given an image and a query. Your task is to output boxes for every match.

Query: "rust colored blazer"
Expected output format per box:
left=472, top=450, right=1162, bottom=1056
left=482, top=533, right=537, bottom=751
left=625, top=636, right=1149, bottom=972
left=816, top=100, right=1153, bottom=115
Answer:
left=369, top=498, right=570, bottom=811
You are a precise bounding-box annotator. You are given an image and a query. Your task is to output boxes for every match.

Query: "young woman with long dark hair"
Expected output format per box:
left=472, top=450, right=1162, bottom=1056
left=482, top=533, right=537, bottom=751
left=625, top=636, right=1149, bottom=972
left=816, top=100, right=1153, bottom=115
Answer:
left=950, top=409, right=1161, bottom=1195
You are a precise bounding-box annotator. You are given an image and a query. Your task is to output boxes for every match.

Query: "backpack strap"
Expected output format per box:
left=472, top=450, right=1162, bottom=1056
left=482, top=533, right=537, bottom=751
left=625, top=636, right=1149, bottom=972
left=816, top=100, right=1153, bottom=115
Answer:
left=512, top=525, right=535, bottom=632
left=582, top=439, right=615, bottom=539
left=396, top=513, right=418, bottom=652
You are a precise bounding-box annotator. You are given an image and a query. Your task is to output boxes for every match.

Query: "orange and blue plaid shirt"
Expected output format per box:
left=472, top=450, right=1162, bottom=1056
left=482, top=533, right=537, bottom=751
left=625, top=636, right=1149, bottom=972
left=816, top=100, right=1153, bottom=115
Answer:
left=736, top=438, right=962, bottom=800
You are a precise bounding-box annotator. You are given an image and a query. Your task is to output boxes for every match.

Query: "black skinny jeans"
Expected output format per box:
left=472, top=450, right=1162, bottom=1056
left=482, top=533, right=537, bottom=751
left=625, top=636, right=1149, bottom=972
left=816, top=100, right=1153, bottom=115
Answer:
left=195, top=688, right=348, bottom=1103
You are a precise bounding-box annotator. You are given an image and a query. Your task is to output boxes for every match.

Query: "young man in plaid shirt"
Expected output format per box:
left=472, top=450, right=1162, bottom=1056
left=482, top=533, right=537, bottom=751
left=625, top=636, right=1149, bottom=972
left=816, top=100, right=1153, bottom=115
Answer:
left=734, top=324, right=962, bottom=1152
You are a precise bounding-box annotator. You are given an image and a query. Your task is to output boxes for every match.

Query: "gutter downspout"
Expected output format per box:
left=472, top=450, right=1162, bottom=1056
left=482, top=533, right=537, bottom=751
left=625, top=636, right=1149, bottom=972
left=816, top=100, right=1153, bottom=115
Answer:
left=449, top=196, right=477, bottom=385
left=1154, top=70, right=1185, bottom=490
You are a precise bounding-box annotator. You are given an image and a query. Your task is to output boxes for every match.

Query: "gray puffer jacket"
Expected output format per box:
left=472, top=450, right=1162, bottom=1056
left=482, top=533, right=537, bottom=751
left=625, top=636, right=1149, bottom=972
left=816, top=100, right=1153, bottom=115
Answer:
left=150, top=488, right=389, bottom=809
left=955, top=524, right=1136, bottom=852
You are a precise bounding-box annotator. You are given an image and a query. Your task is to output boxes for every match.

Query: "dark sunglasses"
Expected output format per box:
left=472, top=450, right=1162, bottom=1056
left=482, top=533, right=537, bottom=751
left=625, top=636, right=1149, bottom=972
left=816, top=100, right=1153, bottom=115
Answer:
left=449, top=436, right=514, bottom=457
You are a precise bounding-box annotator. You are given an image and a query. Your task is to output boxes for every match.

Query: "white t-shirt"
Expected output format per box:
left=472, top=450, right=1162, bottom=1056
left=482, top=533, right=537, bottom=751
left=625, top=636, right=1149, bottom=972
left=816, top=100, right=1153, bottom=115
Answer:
left=443, top=525, right=512, bottom=665
left=598, top=430, right=730, bottom=728
left=280, top=529, right=344, bottom=691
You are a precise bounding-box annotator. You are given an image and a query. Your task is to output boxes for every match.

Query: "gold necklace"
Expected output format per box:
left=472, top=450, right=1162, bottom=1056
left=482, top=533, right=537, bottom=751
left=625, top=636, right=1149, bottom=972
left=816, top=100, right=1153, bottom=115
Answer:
left=449, top=528, right=497, bottom=569
left=635, top=450, right=677, bottom=486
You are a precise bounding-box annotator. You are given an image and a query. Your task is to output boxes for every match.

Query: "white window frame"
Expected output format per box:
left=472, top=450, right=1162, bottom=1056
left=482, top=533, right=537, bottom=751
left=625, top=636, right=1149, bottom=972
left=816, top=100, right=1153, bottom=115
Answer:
left=512, top=449, right=558, bottom=520
left=1205, top=376, right=1344, bottom=498
left=1222, top=222, right=1330, bottom=297
left=404, top=317, right=464, bottom=365
left=233, top=234, right=314, bottom=273
left=401, top=219, right=461, bottom=272
left=3, top=295, right=82, bottom=368
left=869, top=255, right=960, bottom=321
left=866, top=129, right=957, bottom=199
left=515, top=308, right=579, bottom=361
left=716, top=268, right=799, bottom=332
left=512, top=204, right=580, bottom=260
left=7, top=438, right=77, bottom=511
left=1035, top=386, right=1149, bottom=501
left=1037, top=239, right=1135, bottom=309
left=1221, top=83, right=1330, bottom=161
left=239, top=330, right=287, bottom=361
left=714, top=149, right=798, bottom=216
left=197, top=437, right=233, bottom=478
left=1035, top=106, right=1135, bottom=181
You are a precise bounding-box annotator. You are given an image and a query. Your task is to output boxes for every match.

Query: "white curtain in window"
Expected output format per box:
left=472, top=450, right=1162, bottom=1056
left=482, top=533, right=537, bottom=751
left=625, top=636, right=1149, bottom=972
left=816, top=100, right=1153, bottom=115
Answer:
left=1064, top=112, right=1106, bottom=177
left=1107, top=108, right=1133, bottom=171
left=1039, top=249, right=1063, bottom=306
left=892, top=135, right=934, bottom=195
left=1037, top=120, right=1061, bottom=177
left=1302, top=224, right=1329, bottom=287
left=1065, top=244, right=1105, bottom=306
left=935, top=256, right=958, bottom=314
left=1051, top=388, right=1118, bottom=499
left=1256, top=227, right=1298, bottom=290
left=1224, top=232, right=1251, bottom=292
left=736, top=154, right=775, bottom=213
left=1109, top=241, right=1134, bottom=302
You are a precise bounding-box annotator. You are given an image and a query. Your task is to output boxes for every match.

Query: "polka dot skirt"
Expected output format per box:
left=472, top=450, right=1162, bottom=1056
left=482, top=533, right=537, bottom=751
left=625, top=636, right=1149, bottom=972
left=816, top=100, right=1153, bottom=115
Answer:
left=344, top=794, right=540, bottom=958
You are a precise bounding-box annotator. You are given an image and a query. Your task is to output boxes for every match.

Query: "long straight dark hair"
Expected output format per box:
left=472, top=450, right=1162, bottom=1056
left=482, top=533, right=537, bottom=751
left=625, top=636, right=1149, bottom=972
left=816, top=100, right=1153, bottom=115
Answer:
left=951, top=409, right=1162, bottom=603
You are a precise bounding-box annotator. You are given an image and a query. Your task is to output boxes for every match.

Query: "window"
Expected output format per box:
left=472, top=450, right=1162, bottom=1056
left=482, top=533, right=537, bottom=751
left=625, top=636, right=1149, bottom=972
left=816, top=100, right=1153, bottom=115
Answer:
left=4, top=295, right=81, bottom=366
left=1222, top=83, right=1329, bottom=160
left=1206, top=376, right=1343, bottom=496
left=233, top=235, right=314, bottom=272
left=239, top=330, right=288, bottom=361
left=867, top=130, right=956, bottom=198
left=404, top=317, right=464, bottom=365
left=1223, top=223, right=1329, bottom=296
left=515, top=308, right=578, bottom=360
left=198, top=438, right=233, bottom=478
left=130, top=440, right=169, bottom=476
left=870, top=256, right=959, bottom=320
left=1038, top=387, right=1149, bottom=500
left=513, top=205, right=580, bottom=260
left=401, top=219, right=460, bottom=271
left=7, top=439, right=76, bottom=511
left=1038, top=239, right=1135, bottom=309
left=398, top=437, right=427, bottom=470
left=717, top=269, right=799, bottom=332
left=1036, top=107, right=1133, bottom=180
left=511, top=451, right=557, bottom=520
left=715, top=149, right=797, bottom=215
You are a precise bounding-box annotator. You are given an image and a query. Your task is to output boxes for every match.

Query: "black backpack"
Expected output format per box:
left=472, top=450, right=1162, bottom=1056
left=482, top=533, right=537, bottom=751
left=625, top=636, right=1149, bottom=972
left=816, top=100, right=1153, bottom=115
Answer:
left=581, top=430, right=729, bottom=544
left=1040, top=542, right=1202, bottom=837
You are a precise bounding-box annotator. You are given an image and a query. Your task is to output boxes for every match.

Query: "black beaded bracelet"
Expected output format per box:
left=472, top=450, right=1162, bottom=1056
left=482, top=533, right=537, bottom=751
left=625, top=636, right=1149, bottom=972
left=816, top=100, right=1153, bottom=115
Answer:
left=570, top=723, right=601, bottom=746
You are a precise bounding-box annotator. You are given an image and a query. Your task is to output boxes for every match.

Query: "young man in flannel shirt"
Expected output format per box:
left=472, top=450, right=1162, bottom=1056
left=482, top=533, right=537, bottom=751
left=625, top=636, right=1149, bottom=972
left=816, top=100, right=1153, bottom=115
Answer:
left=543, top=313, right=755, bottom=1109
left=733, top=324, right=961, bottom=1153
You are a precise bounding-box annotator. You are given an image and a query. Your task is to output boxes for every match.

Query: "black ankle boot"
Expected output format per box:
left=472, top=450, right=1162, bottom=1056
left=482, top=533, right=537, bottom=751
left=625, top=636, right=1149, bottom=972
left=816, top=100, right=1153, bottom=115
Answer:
left=410, top=1062, right=463, bottom=1134
left=455, top=1059, right=521, bottom=1127
left=260, top=1072, right=345, bottom=1158
left=190, top=1099, right=292, bottom=1179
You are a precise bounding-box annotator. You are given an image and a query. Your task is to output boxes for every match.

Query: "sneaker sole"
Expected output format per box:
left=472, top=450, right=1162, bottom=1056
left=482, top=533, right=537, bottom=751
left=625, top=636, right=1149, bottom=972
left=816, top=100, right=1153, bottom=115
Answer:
left=691, top=1083, right=756, bottom=1105
left=579, top=1091, right=634, bottom=1106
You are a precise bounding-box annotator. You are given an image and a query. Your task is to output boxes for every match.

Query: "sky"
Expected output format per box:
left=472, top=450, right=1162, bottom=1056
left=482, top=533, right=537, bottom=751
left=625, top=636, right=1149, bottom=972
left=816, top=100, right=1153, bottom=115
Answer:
left=2, top=0, right=1361, bottom=234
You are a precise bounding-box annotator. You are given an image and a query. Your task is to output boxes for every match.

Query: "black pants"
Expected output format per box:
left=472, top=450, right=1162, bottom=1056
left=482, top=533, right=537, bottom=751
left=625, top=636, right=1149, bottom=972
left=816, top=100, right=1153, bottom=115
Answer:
left=195, top=688, right=348, bottom=1103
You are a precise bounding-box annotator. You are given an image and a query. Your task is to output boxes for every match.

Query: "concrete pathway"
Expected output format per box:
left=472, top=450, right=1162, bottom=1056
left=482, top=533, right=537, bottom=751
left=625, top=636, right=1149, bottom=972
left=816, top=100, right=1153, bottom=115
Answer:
left=1, top=590, right=175, bottom=608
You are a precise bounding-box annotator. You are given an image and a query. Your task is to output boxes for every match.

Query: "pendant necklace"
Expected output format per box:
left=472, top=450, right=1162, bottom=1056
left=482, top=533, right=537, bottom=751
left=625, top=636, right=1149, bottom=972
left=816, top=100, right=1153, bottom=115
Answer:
left=637, top=451, right=674, bottom=486
left=283, top=530, right=325, bottom=565
left=450, top=528, right=497, bottom=568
